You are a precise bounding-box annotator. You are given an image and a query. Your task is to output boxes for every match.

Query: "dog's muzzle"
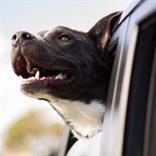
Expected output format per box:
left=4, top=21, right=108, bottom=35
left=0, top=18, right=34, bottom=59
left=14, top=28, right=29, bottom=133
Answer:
left=11, top=31, right=74, bottom=93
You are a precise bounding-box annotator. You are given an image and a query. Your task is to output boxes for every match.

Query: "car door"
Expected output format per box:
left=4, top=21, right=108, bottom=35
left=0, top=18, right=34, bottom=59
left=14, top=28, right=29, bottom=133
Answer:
left=101, top=0, right=156, bottom=156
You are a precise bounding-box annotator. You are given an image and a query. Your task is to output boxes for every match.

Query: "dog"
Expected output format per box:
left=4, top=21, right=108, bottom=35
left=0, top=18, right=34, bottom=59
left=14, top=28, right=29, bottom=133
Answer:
left=11, top=12, right=121, bottom=139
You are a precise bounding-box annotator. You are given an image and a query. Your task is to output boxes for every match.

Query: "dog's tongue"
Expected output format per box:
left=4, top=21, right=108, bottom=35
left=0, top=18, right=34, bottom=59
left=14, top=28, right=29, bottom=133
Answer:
left=15, top=57, right=28, bottom=78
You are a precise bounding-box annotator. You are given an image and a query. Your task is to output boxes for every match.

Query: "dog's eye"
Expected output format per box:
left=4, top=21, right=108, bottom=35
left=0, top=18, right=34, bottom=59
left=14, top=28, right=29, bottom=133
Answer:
left=59, top=34, right=71, bottom=41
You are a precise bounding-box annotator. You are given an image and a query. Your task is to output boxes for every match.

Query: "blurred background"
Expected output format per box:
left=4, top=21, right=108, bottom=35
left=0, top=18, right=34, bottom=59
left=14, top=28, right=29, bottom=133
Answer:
left=0, top=0, right=132, bottom=155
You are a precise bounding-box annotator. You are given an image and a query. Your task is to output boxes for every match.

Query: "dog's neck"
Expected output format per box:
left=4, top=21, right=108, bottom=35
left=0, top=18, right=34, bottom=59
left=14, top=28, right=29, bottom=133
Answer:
left=22, top=88, right=105, bottom=139
left=50, top=98, right=105, bottom=139
left=44, top=95, right=105, bottom=139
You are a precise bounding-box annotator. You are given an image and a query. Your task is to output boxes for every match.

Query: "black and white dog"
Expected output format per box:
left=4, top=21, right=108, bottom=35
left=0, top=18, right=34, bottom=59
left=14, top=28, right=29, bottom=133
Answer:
left=11, top=12, right=121, bottom=139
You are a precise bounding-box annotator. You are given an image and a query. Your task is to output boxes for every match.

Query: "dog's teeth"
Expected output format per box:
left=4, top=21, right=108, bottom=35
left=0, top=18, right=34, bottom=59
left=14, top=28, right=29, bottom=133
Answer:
left=54, top=73, right=67, bottom=80
left=54, top=74, right=62, bottom=80
left=35, top=71, right=40, bottom=79
left=62, top=74, right=67, bottom=80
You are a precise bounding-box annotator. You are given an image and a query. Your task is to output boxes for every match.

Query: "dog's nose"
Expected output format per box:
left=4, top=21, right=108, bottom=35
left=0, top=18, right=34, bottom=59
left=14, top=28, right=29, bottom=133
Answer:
left=11, top=31, right=34, bottom=46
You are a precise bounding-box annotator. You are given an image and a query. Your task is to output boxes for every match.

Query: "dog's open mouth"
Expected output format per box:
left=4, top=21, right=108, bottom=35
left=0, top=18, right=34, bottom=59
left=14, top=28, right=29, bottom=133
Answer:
left=14, top=55, right=74, bottom=87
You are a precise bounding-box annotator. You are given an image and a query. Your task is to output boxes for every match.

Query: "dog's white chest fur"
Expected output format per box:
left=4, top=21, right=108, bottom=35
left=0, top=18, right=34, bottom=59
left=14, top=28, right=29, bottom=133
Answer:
left=49, top=97, right=105, bottom=138
left=24, top=91, right=105, bottom=138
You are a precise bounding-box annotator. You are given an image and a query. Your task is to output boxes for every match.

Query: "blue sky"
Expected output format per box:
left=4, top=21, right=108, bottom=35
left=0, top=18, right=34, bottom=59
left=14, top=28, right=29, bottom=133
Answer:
left=0, top=0, right=132, bottom=150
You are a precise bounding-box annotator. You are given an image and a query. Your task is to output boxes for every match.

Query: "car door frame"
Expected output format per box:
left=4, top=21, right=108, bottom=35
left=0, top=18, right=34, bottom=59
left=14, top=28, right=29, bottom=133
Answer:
left=101, top=0, right=156, bottom=156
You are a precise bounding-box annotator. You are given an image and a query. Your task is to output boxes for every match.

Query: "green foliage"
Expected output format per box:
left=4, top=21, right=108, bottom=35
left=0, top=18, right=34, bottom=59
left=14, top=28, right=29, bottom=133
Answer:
left=5, top=110, right=64, bottom=149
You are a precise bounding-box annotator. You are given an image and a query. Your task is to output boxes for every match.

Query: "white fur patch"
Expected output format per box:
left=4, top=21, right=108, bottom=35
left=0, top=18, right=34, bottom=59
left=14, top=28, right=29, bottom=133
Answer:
left=50, top=98, right=105, bottom=138
left=23, top=91, right=105, bottom=138
left=67, top=132, right=102, bottom=156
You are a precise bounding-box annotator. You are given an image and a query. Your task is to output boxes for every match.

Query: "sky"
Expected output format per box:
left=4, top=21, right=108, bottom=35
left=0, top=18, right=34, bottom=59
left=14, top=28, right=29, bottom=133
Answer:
left=0, top=0, right=133, bottom=151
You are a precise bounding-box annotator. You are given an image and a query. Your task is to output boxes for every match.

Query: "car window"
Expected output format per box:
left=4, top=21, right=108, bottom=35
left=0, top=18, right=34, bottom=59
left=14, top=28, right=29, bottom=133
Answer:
left=101, top=1, right=156, bottom=156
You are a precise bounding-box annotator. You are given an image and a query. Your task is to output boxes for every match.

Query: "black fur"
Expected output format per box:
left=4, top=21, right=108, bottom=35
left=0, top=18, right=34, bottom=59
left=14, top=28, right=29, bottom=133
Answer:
left=11, top=12, right=121, bottom=104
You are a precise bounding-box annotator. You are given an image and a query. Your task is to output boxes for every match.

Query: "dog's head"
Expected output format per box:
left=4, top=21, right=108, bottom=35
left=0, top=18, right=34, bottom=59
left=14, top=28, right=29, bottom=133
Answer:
left=11, top=12, right=121, bottom=138
left=11, top=12, right=121, bottom=103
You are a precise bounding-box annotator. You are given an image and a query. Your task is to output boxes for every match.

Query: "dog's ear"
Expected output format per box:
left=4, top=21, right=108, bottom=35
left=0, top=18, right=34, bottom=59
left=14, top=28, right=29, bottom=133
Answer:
left=88, top=11, right=122, bottom=54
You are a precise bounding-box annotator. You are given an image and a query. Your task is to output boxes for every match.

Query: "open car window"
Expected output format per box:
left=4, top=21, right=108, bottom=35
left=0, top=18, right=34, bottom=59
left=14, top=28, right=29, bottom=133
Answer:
left=101, top=0, right=156, bottom=156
